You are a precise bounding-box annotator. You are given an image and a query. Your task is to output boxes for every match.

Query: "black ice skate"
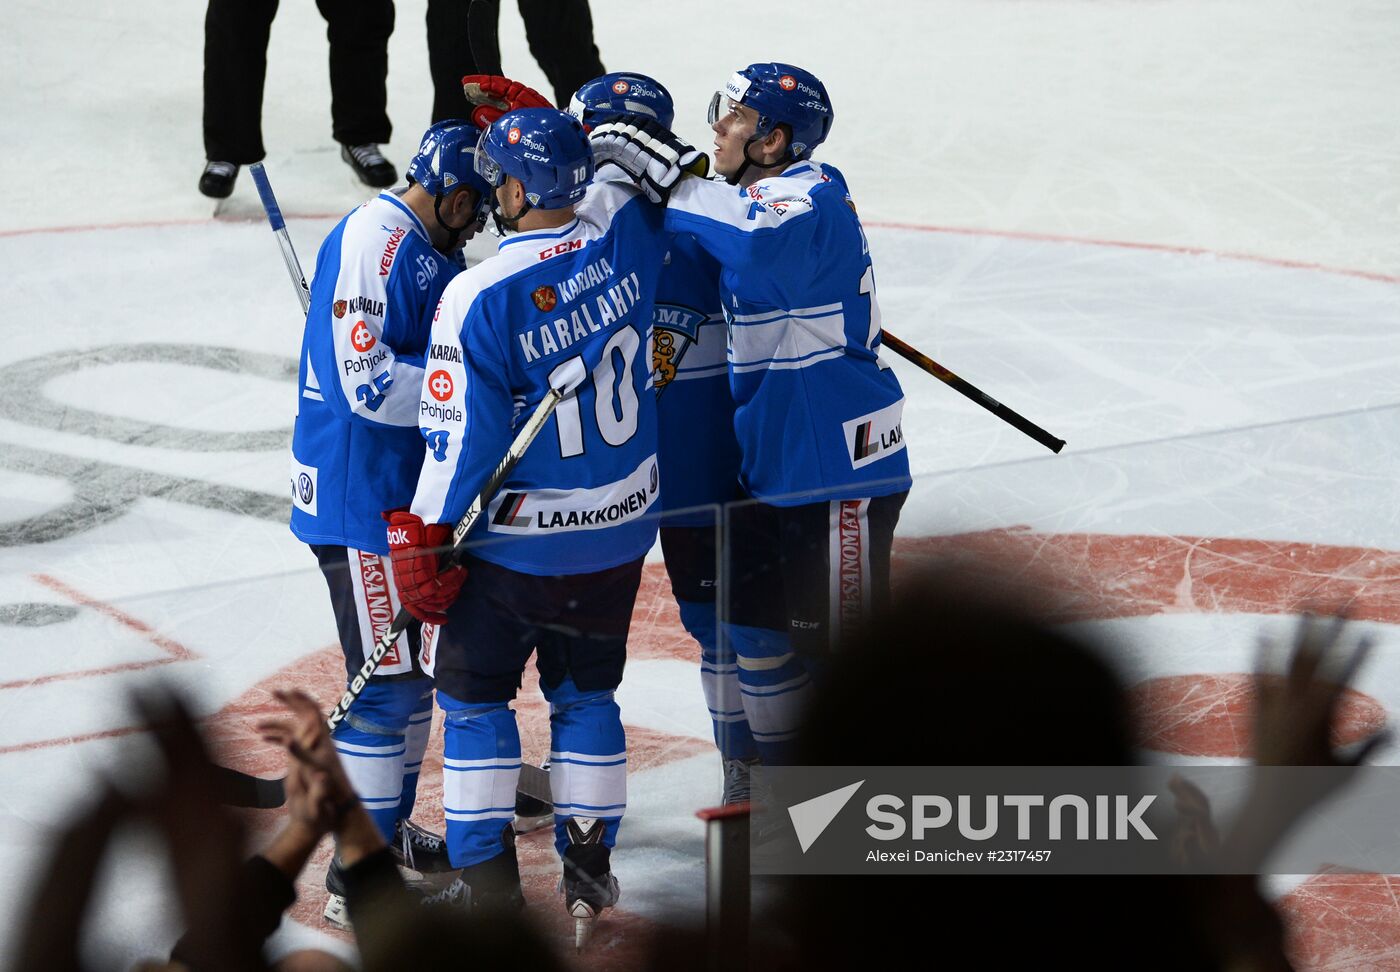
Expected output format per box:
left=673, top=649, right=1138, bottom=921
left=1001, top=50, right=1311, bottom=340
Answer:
left=561, top=817, right=620, bottom=951
left=721, top=756, right=759, bottom=806
left=323, top=828, right=521, bottom=930
left=322, top=854, right=354, bottom=930
left=456, top=823, right=526, bottom=918
left=393, top=817, right=454, bottom=874
left=340, top=143, right=397, bottom=188
left=198, top=161, right=239, bottom=199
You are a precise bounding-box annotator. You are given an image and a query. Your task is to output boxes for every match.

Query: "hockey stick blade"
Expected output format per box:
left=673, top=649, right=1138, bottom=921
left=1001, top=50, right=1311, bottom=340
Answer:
left=210, top=763, right=288, bottom=809
left=213, top=380, right=574, bottom=807
left=517, top=761, right=552, bottom=803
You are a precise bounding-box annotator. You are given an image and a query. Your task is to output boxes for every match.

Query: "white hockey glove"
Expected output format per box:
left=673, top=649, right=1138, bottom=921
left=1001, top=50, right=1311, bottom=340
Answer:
left=589, top=115, right=710, bottom=204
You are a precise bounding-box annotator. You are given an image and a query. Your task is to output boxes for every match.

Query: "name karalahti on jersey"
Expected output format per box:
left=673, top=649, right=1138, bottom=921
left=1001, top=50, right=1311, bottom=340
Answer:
left=517, top=257, right=643, bottom=363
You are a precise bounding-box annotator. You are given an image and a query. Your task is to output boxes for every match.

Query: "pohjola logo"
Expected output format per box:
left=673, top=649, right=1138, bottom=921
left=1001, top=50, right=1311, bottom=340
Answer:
left=789, top=781, right=1158, bottom=853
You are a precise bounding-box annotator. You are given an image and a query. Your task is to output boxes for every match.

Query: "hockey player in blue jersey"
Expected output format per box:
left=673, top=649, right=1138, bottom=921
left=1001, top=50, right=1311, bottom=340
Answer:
left=387, top=107, right=667, bottom=941
left=590, top=63, right=912, bottom=765
left=568, top=73, right=757, bottom=803
left=288, top=118, right=492, bottom=926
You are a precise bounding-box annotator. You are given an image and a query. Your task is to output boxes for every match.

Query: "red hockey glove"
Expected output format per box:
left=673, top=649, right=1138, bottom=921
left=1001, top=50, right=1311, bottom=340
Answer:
left=384, top=509, right=467, bottom=624
left=461, top=74, right=553, bottom=129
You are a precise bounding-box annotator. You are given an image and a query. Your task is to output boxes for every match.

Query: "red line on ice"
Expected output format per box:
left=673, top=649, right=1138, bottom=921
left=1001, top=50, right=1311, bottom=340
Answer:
left=0, top=574, right=197, bottom=691
left=862, top=220, right=1400, bottom=285
left=1, top=213, right=1394, bottom=285
left=0, top=724, right=146, bottom=756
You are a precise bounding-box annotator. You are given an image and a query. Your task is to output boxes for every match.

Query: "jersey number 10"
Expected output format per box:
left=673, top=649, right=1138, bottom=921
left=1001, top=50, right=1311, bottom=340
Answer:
left=547, top=325, right=642, bottom=458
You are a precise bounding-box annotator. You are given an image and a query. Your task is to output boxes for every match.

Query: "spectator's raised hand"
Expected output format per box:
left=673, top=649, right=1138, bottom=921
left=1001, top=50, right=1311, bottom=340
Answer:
left=257, top=689, right=356, bottom=833
left=1219, top=613, right=1390, bottom=874
left=1251, top=612, right=1386, bottom=769
left=257, top=690, right=385, bottom=868
left=1167, top=774, right=1220, bottom=869
left=133, top=689, right=264, bottom=972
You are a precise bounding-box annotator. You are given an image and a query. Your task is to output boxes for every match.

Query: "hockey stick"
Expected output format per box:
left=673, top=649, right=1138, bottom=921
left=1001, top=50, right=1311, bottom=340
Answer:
left=234, top=169, right=562, bottom=805
left=880, top=329, right=1066, bottom=454
left=337, top=357, right=586, bottom=734
left=467, top=0, right=503, bottom=76
left=215, top=360, right=587, bottom=807
left=249, top=163, right=311, bottom=315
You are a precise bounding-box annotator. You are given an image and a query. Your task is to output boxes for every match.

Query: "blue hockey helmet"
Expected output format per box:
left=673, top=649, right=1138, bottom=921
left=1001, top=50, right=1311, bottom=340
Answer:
left=567, top=72, right=675, bottom=131
left=406, top=119, right=493, bottom=206
left=708, top=62, right=834, bottom=161
left=474, top=108, right=594, bottom=211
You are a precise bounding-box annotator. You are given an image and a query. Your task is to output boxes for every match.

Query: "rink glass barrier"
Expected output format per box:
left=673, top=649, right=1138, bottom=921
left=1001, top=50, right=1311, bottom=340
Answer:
left=2, top=405, right=1399, bottom=895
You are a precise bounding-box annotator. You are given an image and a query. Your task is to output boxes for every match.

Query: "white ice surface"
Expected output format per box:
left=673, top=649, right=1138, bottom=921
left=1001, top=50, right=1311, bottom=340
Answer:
left=2, top=0, right=1399, bottom=967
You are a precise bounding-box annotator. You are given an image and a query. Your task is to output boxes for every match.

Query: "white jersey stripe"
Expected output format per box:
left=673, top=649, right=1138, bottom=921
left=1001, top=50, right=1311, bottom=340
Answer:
left=730, top=301, right=844, bottom=324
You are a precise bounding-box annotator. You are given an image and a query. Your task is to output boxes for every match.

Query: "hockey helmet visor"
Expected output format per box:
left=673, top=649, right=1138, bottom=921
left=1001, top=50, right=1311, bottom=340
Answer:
left=473, top=125, right=507, bottom=189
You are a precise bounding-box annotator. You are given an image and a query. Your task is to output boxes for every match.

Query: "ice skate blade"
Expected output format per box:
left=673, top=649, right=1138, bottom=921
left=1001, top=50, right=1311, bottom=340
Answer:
left=572, top=908, right=601, bottom=951
left=323, top=892, right=352, bottom=931
left=513, top=810, right=553, bottom=834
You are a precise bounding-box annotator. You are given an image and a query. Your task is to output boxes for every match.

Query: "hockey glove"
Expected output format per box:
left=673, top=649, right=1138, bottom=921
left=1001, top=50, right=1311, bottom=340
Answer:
left=384, top=509, right=467, bottom=624
left=461, top=74, right=553, bottom=129
left=589, top=115, right=710, bottom=204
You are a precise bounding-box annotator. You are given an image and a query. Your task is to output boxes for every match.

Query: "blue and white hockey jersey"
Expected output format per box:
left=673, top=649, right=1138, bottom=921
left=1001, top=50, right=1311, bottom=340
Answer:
left=652, top=234, right=740, bottom=526
left=290, top=192, right=459, bottom=553
left=409, top=181, right=668, bottom=575
left=664, top=163, right=911, bottom=505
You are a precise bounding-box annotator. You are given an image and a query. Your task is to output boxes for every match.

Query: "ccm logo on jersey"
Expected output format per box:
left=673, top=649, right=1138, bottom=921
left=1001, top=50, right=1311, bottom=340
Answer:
left=379, top=227, right=407, bottom=276
left=843, top=401, right=907, bottom=470
left=539, top=239, right=584, bottom=261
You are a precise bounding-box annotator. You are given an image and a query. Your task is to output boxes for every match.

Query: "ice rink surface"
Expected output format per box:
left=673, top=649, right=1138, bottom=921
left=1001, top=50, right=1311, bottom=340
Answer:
left=2, top=0, right=1399, bottom=967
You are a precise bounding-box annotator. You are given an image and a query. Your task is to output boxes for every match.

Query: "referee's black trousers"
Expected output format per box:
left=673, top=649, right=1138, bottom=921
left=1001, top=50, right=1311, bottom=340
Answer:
left=203, top=0, right=394, bottom=164
left=426, top=0, right=606, bottom=121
